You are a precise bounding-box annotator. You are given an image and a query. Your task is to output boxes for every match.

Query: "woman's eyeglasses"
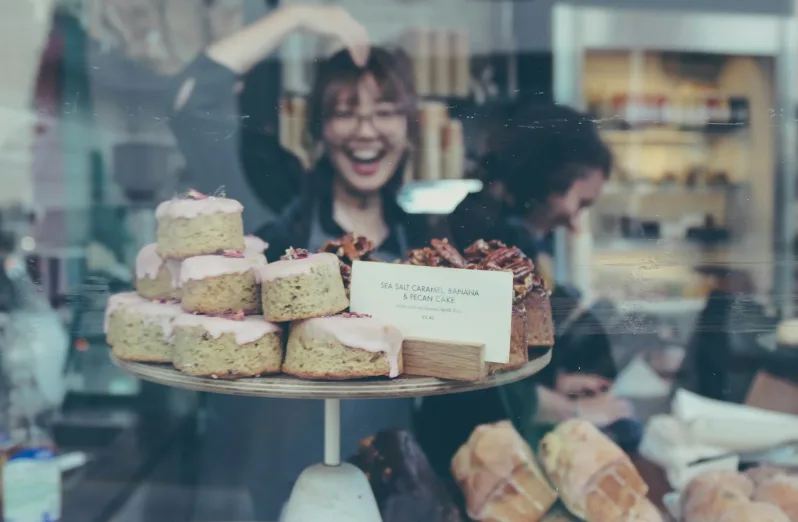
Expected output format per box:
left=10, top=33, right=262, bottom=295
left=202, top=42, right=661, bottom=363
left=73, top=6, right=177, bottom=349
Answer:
left=329, top=107, right=406, bottom=136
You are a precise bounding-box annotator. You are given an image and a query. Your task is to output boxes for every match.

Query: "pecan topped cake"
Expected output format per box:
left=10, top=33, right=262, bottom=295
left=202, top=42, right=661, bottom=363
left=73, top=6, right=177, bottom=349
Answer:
left=318, top=233, right=377, bottom=295
left=463, top=239, right=554, bottom=349
left=463, top=239, right=548, bottom=304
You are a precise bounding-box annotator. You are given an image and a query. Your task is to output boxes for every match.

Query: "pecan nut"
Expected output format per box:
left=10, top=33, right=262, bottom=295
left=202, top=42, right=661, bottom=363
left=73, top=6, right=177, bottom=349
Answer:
left=431, top=238, right=468, bottom=268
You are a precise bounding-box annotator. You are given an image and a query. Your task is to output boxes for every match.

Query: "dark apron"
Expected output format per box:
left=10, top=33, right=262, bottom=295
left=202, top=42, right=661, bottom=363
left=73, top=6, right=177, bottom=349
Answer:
left=195, top=204, right=414, bottom=521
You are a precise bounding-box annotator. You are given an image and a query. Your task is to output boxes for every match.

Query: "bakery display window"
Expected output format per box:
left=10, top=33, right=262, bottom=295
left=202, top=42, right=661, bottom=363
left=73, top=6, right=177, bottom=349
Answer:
left=1, top=0, right=798, bottom=521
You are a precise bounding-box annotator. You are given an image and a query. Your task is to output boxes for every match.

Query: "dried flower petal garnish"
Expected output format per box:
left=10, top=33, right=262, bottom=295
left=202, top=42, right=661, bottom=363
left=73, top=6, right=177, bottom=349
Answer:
left=186, top=188, right=208, bottom=200
left=222, top=249, right=245, bottom=258
left=221, top=311, right=246, bottom=321
left=281, top=247, right=310, bottom=260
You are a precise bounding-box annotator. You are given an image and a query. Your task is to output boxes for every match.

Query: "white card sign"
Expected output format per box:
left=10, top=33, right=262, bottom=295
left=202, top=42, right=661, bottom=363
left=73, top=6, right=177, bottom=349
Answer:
left=349, top=261, right=513, bottom=363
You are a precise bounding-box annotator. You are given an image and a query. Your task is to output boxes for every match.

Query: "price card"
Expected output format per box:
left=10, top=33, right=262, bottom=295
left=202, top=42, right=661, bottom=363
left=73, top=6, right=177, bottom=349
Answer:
left=349, top=261, right=513, bottom=363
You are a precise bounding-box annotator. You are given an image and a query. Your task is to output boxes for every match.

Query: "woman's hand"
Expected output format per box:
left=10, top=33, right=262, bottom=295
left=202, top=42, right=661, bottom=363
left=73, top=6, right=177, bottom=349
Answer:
left=556, top=373, right=611, bottom=397
left=575, top=394, right=634, bottom=428
left=206, top=4, right=369, bottom=74
left=291, top=5, right=370, bottom=66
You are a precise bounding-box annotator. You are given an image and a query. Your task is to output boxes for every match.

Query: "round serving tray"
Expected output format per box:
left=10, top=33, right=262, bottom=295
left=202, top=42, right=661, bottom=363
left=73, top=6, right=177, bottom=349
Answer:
left=111, top=349, right=551, bottom=400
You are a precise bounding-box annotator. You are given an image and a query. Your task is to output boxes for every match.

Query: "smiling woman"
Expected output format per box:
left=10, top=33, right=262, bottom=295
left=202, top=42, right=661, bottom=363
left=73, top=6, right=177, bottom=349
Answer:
left=168, top=5, right=429, bottom=263
left=165, top=5, right=429, bottom=519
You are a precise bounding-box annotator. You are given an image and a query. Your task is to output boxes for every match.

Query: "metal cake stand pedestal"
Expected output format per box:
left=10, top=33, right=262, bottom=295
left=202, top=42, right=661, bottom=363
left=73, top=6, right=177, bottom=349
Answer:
left=112, top=350, right=551, bottom=522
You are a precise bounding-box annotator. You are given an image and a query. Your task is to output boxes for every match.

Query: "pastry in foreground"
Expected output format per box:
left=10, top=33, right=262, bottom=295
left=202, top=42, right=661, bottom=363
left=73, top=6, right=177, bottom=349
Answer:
left=717, top=501, right=789, bottom=522
left=172, top=314, right=282, bottom=378
left=539, top=419, right=649, bottom=522
left=156, top=191, right=245, bottom=259
left=350, top=430, right=466, bottom=522
left=258, top=248, right=348, bottom=322
left=283, top=313, right=402, bottom=379
left=753, top=475, right=798, bottom=521
left=681, top=470, right=753, bottom=522
left=135, top=243, right=181, bottom=300
left=104, top=292, right=182, bottom=362
left=451, top=421, right=557, bottom=522
left=180, top=253, right=264, bottom=315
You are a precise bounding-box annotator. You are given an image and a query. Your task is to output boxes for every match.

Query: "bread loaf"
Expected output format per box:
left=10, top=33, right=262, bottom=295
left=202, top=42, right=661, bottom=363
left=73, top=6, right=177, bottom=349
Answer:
left=717, top=501, right=789, bottom=522
left=538, top=419, right=648, bottom=522
left=754, top=475, right=798, bottom=521
left=681, top=470, right=753, bottom=522
left=452, top=421, right=557, bottom=522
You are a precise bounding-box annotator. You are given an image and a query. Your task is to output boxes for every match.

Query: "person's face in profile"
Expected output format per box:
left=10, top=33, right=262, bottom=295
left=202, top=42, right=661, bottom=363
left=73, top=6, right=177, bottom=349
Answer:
left=323, top=73, right=409, bottom=194
left=542, top=167, right=606, bottom=233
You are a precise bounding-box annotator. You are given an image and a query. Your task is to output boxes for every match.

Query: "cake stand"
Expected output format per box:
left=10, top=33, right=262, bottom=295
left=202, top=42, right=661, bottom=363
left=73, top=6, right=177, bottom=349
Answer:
left=111, top=350, right=551, bottom=522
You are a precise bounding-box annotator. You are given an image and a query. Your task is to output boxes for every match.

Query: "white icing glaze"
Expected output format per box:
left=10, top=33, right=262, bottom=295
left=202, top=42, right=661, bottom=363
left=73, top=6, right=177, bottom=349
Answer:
left=166, top=260, right=182, bottom=288
left=244, top=235, right=269, bottom=256
left=173, top=314, right=280, bottom=345
left=133, top=301, right=183, bottom=341
left=156, top=196, right=243, bottom=219
left=135, top=243, right=163, bottom=280
left=180, top=255, right=266, bottom=284
left=104, top=292, right=149, bottom=333
left=301, top=316, right=403, bottom=377
left=257, top=252, right=337, bottom=282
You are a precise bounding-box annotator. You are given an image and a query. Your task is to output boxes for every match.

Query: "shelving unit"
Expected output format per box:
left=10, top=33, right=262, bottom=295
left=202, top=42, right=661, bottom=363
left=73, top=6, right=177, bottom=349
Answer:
left=552, top=4, right=797, bottom=314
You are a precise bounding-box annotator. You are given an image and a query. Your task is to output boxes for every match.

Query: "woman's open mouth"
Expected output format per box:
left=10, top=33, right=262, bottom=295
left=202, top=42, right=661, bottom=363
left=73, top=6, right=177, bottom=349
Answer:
left=345, top=148, right=388, bottom=176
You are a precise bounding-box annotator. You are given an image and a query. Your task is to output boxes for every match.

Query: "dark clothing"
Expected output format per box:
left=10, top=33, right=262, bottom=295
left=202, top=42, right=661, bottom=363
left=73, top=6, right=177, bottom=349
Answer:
left=169, top=53, right=303, bottom=216
left=417, top=192, right=616, bottom=478
left=168, top=54, right=429, bottom=520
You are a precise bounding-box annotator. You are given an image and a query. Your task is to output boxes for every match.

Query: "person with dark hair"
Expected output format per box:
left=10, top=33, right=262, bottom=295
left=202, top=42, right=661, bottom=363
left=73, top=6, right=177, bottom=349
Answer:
left=169, top=5, right=426, bottom=260
left=166, top=6, right=426, bottom=519
left=417, top=103, right=633, bottom=478
left=450, top=102, right=611, bottom=256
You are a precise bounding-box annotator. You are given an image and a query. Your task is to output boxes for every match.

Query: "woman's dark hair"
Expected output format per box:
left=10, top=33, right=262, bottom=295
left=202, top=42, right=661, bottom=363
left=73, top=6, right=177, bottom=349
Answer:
left=482, top=102, right=612, bottom=212
left=303, top=46, right=418, bottom=221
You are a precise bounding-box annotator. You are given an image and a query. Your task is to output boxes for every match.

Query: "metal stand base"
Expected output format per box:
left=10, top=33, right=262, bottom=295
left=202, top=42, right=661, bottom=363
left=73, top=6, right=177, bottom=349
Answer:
left=281, top=399, right=382, bottom=522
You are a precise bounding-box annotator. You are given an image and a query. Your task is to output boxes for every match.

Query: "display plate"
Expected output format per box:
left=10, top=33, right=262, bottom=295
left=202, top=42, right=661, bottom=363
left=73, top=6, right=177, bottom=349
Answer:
left=110, top=350, right=551, bottom=400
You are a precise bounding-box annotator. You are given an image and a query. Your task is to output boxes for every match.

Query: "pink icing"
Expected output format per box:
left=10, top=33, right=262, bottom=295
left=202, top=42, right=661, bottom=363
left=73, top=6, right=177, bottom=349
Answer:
left=244, top=235, right=269, bottom=256
left=300, top=316, right=403, bottom=378
left=135, top=243, right=163, bottom=280
left=180, top=255, right=267, bottom=284
left=155, top=196, right=243, bottom=219
left=104, top=293, right=181, bottom=341
left=257, top=252, right=338, bottom=282
left=173, top=314, right=280, bottom=345
left=104, top=292, right=149, bottom=333
left=133, top=301, right=183, bottom=341
left=166, top=260, right=182, bottom=288
left=137, top=245, right=181, bottom=288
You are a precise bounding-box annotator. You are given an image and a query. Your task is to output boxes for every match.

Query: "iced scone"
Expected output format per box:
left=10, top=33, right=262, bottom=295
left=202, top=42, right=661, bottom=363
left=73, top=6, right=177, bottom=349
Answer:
left=172, top=314, right=282, bottom=378
left=156, top=190, right=245, bottom=259
left=244, top=235, right=269, bottom=260
left=135, top=243, right=181, bottom=301
left=104, top=292, right=182, bottom=362
left=180, top=252, right=265, bottom=315
left=283, top=313, right=403, bottom=380
left=258, top=248, right=348, bottom=322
